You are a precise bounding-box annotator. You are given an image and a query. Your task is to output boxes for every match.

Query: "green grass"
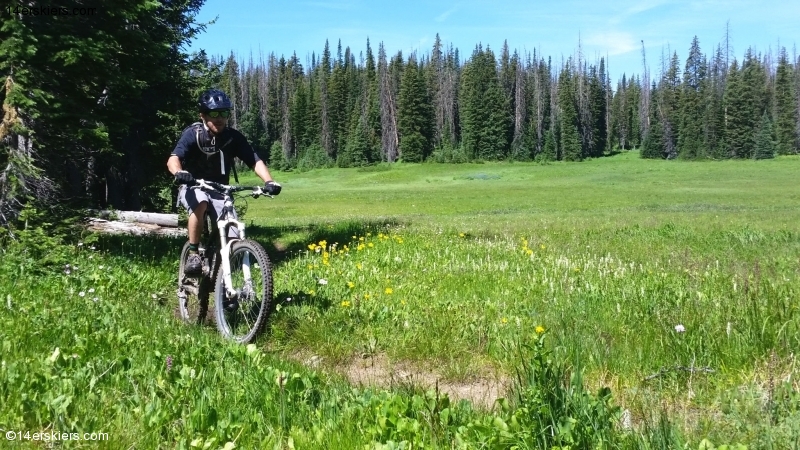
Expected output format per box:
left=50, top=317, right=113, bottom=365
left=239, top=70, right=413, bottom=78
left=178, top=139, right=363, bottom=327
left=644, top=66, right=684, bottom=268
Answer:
left=3, top=150, right=800, bottom=448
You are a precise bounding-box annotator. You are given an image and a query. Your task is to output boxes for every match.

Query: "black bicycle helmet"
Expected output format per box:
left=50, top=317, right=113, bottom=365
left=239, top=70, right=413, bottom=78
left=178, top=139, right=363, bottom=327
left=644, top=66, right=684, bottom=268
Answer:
left=198, top=89, right=232, bottom=112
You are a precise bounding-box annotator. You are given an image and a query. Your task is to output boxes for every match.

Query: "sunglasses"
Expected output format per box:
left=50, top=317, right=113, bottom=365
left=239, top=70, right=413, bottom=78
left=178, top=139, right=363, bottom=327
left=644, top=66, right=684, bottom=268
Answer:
left=207, top=110, right=231, bottom=118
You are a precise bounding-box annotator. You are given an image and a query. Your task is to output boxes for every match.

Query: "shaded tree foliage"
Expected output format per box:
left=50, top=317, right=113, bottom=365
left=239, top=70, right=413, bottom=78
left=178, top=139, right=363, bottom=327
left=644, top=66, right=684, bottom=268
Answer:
left=1, top=0, right=207, bottom=225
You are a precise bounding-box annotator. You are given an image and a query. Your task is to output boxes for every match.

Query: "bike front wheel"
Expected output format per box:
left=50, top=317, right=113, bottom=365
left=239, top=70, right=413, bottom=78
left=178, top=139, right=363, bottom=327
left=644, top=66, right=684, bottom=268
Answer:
left=177, top=241, right=210, bottom=325
left=214, top=239, right=273, bottom=343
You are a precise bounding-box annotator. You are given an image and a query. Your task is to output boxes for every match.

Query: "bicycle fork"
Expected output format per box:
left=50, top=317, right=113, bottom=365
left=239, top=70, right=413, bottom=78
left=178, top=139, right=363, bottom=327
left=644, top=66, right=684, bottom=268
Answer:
left=217, top=218, right=252, bottom=300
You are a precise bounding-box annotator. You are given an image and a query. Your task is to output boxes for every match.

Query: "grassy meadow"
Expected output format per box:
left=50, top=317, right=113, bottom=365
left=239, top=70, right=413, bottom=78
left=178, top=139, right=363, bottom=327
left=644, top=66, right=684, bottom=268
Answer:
left=2, top=150, right=800, bottom=448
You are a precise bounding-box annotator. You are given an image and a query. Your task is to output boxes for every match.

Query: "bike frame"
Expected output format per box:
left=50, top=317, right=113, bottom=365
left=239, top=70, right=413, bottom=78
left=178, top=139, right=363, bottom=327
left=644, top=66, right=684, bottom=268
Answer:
left=192, top=180, right=265, bottom=300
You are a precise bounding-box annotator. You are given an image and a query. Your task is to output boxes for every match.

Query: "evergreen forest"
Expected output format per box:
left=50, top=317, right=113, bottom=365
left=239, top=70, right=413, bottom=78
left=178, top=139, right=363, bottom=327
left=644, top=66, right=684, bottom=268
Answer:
left=1, top=2, right=799, bottom=222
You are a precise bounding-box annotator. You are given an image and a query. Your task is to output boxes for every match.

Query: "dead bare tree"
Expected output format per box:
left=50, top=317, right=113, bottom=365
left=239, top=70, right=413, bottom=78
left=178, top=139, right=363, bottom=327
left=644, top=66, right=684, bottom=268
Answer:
left=513, top=55, right=526, bottom=145
left=640, top=41, right=651, bottom=138
left=281, top=60, right=294, bottom=162
left=378, top=43, right=398, bottom=162
left=441, top=44, right=459, bottom=145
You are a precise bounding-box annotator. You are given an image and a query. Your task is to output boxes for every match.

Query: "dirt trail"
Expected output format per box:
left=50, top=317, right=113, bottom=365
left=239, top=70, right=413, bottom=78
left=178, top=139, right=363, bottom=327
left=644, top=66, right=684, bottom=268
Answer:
left=301, top=353, right=510, bottom=410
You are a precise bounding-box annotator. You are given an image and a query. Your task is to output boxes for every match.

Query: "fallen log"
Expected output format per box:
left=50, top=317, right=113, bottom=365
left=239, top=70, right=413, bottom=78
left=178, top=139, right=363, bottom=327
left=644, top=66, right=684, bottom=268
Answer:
left=95, top=210, right=180, bottom=227
left=87, top=211, right=186, bottom=237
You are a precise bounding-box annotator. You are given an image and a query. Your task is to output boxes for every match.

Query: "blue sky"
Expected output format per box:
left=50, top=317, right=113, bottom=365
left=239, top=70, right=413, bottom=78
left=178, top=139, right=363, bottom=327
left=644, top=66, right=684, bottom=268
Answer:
left=188, top=0, right=798, bottom=81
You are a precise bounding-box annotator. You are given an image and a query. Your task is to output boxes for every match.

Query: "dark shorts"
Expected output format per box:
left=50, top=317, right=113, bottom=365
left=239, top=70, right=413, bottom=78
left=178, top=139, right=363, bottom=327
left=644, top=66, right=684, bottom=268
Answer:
left=177, top=185, right=239, bottom=238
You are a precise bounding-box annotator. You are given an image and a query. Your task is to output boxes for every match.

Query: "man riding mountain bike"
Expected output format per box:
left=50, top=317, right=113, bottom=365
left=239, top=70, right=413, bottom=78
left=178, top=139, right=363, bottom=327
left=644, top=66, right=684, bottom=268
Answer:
left=167, top=89, right=281, bottom=276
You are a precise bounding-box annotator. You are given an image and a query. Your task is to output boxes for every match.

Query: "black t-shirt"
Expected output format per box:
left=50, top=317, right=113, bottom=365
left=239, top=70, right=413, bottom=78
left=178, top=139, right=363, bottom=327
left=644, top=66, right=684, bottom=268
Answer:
left=171, top=123, right=261, bottom=184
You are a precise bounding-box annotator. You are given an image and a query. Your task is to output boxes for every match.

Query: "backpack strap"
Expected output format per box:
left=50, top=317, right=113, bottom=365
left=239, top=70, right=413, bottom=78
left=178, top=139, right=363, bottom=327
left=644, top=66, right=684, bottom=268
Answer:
left=231, top=158, right=239, bottom=183
left=185, top=122, right=240, bottom=183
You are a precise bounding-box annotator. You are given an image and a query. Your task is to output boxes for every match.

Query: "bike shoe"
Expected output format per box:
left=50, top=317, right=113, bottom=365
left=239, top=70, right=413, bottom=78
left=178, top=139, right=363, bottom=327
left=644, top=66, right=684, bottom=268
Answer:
left=184, top=252, right=203, bottom=277
left=223, top=299, right=239, bottom=312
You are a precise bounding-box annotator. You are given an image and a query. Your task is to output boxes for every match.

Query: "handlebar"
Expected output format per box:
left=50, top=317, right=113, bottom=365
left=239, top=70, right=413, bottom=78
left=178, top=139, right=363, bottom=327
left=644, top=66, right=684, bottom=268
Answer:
left=183, top=179, right=272, bottom=198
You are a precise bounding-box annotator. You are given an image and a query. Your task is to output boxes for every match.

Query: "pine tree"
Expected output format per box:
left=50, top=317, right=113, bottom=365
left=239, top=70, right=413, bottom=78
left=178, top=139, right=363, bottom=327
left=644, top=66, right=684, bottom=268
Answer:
left=660, top=51, right=682, bottom=159
left=589, top=59, right=608, bottom=156
left=397, top=56, right=432, bottom=162
left=459, top=46, right=510, bottom=160
left=627, top=76, right=642, bottom=148
left=774, top=49, right=798, bottom=154
left=221, top=53, right=242, bottom=127
left=678, top=36, right=707, bottom=159
left=1, top=0, right=205, bottom=214
left=705, top=44, right=727, bottom=159
left=724, top=50, right=765, bottom=158
left=365, top=38, right=382, bottom=162
left=641, top=82, right=665, bottom=159
left=753, top=112, right=776, bottom=159
left=609, top=74, right=629, bottom=149
left=558, top=62, right=582, bottom=161
left=540, top=123, right=558, bottom=161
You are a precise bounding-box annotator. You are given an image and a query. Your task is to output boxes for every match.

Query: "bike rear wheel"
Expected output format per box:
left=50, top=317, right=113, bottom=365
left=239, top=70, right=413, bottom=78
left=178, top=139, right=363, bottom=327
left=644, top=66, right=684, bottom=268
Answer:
left=214, top=239, right=273, bottom=343
left=177, top=241, right=210, bottom=324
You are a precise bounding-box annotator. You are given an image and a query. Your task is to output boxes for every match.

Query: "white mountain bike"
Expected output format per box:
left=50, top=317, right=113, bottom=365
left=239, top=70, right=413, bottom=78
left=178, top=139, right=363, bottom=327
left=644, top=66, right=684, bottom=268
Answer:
left=176, top=179, right=274, bottom=343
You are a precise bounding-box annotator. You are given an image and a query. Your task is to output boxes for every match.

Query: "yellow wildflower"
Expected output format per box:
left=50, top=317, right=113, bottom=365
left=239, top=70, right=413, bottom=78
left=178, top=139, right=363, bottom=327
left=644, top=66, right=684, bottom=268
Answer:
left=356, top=263, right=362, bottom=270
left=341, top=300, right=351, bottom=307
left=459, top=233, right=465, bottom=238
left=359, top=237, right=365, bottom=241
left=501, top=317, right=508, bottom=324
left=368, top=242, right=374, bottom=248
left=400, top=299, right=407, bottom=305
left=319, top=240, right=327, bottom=248
left=540, top=244, right=546, bottom=250
left=308, top=243, right=317, bottom=251
left=535, top=325, right=545, bottom=334
left=384, top=287, right=393, bottom=295
left=357, top=244, right=365, bottom=251
left=347, top=282, right=355, bottom=289
left=526, top=249, right=533, bottom=255
left=364, top=293, right=371, bottom=300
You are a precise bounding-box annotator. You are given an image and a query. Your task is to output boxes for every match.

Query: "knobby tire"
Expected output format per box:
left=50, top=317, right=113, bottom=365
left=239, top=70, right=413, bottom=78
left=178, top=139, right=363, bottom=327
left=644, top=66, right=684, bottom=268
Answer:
left=214, top=239, right=273, bottom=343
left=177, top=241, right=210, bottom=325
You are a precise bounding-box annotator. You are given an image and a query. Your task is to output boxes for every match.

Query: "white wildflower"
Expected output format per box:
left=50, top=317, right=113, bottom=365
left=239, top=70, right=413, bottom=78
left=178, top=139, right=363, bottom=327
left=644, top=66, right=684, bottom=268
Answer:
left=79, top=291, right=86, bottom=297
left=88, top=288, right=95, bottom=293
left=620, top=409, right=632, bottom=430
left=318, top=278, right=328, bottom=285
left=674, top=324, right=685, bottom=333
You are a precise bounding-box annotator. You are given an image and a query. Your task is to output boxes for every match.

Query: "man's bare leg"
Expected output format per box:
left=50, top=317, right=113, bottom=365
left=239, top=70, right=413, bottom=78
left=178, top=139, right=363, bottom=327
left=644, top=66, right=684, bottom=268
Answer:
left=188, top=201, right=208, bottom=244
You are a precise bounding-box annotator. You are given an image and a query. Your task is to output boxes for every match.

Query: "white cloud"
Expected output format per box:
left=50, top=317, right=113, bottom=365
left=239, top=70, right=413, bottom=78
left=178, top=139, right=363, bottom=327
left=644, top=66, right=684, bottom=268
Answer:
left=609, top=0, right=670, bottom=25
left=586, top=31, right=638, bottom=56
left=436, top=7, right=458, bottom=22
